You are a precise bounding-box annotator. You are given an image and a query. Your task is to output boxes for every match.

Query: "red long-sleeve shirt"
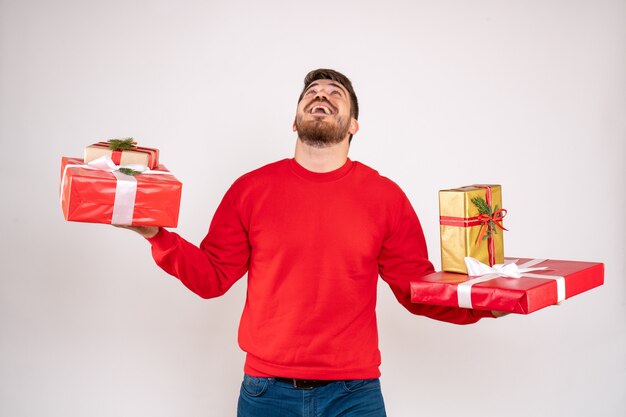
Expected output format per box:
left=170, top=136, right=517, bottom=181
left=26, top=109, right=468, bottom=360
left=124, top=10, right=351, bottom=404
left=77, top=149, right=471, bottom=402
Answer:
left=148, top=158, right=492, bottom=380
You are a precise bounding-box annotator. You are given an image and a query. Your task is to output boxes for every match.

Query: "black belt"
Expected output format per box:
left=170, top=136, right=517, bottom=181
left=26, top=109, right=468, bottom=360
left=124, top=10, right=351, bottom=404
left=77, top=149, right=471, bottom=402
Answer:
left=274, top=377, right=333, bottom=389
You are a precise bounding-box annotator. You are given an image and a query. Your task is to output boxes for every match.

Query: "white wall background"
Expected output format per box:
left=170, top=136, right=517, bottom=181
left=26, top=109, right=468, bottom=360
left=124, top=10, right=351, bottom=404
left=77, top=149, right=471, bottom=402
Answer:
left=1, top=0, right=624, bottom=416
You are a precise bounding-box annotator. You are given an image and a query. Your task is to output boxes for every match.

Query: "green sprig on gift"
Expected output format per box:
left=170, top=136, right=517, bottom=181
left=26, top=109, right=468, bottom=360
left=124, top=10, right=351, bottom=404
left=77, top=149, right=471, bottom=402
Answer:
left=118, top=167, right=142, bottom=176
left=471, top=196, right=499, bottom=240
left=108, top=137, right=137, bottom=151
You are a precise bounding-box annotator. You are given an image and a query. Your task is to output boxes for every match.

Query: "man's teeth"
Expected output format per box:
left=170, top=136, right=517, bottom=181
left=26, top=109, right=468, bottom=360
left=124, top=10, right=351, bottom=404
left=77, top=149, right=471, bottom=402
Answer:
left=312, top=105, right=331, bottom=114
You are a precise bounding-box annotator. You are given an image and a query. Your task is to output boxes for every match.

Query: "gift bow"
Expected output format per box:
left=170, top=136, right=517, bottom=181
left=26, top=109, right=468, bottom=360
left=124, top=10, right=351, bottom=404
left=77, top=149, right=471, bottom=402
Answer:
left=86, top=154, right=150, bottom=174
left=465, top=256, right=547, bottom=278
left=457, top=257, right=566, bottom=309
left=476, top=208, right=508, bottom=244
left=61, top=156, right=171, bottom=225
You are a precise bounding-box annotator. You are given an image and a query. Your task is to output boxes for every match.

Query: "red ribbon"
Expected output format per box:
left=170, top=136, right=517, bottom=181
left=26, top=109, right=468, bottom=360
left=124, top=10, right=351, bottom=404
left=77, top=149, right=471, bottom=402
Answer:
left=111, top=150, right=122, bottom=165
left=439, top=215, right=482, bottom=227
left=475, top=208, right=508, bottom=245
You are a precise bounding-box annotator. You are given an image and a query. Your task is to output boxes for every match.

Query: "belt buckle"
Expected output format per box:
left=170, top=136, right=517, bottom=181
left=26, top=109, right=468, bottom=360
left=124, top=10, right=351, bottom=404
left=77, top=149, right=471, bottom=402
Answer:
left=291, top=378, right=313, bottom=389
left=292, top=378, right=315, bottom=390
left=275, top=377, right=328, bottom=390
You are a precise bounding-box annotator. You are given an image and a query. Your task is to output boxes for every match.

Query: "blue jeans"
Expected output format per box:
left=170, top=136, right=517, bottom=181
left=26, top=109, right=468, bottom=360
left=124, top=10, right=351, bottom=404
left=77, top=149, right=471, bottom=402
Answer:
left=237, top=374, right=387, bottom=417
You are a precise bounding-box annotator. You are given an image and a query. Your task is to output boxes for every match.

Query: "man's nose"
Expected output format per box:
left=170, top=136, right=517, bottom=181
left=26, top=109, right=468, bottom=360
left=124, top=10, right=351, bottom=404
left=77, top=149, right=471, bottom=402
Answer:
left=315, top=90, right=328, bottom=100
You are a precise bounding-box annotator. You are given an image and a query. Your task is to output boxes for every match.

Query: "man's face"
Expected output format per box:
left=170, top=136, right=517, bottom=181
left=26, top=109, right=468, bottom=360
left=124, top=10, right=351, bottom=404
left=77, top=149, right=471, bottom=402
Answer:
left=294, top=79, right=356, bottom=148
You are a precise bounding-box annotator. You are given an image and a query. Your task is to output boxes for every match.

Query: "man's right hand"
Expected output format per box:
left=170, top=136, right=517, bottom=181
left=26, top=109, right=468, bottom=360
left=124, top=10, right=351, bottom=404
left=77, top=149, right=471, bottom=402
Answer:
left=115, top=225, right=160, bottom=239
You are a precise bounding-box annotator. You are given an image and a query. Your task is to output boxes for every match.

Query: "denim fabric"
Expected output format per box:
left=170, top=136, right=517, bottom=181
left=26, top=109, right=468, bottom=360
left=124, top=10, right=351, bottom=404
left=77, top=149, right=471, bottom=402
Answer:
left=237, top=374, right=387, bottom=417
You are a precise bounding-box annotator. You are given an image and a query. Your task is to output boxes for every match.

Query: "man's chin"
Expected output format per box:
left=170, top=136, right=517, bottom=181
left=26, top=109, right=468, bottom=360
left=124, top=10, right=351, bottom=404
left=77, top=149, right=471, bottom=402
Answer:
left=297, top=129, right=346, bottom=148
left=296, top=122, right=349, bottom=148
left=299, top=136, right=344, bottom=148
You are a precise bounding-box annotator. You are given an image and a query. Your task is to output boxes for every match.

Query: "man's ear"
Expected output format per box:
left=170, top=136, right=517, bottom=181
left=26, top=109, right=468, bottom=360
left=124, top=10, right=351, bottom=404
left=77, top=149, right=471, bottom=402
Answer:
left=349, top=118, right=359, bottom=135
left=292, top=118, right=297, bottom=132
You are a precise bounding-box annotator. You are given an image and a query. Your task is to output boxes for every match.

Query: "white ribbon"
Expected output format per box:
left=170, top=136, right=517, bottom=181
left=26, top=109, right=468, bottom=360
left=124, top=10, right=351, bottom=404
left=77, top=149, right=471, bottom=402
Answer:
left=111, top=171, right=137, bottom=225
left=457, top=257, right=566, bottom=309
left=60, top=156, right=171, bottom=225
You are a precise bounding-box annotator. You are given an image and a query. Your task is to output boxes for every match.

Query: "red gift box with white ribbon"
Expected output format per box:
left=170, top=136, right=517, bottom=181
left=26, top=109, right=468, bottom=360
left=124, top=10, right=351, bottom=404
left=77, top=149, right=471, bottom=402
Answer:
left=410, top=257, right=604, bottom=314
left=60, top=156, right=181, bottom=227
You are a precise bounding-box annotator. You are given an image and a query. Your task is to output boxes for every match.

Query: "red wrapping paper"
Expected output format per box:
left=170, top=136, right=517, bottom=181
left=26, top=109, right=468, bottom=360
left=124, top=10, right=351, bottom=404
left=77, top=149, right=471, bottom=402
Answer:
left=410, top=258, right=604, bottom=314
left=60, top=156, right=182, bottom=227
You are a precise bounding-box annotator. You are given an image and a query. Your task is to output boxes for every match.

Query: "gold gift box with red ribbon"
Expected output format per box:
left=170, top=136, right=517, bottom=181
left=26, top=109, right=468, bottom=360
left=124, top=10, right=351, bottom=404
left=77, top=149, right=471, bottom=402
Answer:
left=84, top=139, right=159, bottom=169
left=439, top=184, right=506, bottom=273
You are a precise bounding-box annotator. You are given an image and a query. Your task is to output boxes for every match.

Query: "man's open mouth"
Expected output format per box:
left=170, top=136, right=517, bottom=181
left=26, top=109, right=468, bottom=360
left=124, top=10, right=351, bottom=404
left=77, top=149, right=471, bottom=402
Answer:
left=309, top=104, right=333, bottom=115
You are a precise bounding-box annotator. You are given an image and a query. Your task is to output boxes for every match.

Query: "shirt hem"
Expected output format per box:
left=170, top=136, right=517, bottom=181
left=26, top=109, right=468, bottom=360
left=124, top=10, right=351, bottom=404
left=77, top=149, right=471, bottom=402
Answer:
left=244, top=353, right=382, bottom=380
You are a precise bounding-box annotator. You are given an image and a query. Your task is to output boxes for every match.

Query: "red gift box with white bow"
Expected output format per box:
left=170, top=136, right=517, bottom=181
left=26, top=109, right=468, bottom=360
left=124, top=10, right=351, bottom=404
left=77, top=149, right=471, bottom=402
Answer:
left=60, top=156, right=182, bottom=227
left=410, top=257, right=604, bottom=314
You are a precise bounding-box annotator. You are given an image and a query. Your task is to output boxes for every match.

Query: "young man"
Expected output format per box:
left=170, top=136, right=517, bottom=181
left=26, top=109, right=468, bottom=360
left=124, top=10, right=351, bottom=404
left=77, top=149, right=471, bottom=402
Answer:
left=123, top=69, right=498, bottom=417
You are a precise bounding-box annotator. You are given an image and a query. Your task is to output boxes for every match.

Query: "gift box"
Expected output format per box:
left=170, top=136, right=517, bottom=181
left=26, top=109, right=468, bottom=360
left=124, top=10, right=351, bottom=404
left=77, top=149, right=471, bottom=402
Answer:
left=439, top=184, right=506, bottom=273
left=410, top=258, right=604, bottom=314
left=84, top=138, right=160, bottom=169
left=60, top=156, right=181, bottom=227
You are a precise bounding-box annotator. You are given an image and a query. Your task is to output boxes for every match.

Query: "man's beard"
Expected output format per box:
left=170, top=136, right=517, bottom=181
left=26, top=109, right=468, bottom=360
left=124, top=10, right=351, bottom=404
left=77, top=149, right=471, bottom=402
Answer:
left=295, top=114, right=350, bottom=148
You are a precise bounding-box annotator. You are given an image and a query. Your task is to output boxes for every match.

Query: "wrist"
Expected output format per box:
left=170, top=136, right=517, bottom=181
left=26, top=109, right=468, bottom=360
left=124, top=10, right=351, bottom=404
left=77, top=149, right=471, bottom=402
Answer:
left=143, top=226, right=160, bottom=239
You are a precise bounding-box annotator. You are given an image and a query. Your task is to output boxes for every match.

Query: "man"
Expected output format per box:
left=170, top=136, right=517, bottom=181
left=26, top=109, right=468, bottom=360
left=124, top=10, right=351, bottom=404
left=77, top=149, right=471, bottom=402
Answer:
left=122, top=69, right=499, bottom=417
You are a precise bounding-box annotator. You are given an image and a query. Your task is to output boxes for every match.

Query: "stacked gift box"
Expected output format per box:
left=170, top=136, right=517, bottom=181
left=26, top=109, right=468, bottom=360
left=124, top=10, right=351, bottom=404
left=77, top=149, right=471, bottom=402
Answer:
left=60, top=138, right=182, bottom=227
left=410, top=184, right=604, bottom=314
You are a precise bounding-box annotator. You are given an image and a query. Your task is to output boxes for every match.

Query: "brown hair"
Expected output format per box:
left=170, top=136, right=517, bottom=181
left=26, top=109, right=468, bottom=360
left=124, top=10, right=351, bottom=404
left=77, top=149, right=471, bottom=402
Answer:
left=298, top=69, right=359, bottom=120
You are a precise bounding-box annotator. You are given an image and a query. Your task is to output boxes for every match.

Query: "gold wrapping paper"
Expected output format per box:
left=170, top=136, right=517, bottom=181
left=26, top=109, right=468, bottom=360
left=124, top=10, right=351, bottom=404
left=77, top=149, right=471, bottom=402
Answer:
left=439, top=185, right=504, bottom=273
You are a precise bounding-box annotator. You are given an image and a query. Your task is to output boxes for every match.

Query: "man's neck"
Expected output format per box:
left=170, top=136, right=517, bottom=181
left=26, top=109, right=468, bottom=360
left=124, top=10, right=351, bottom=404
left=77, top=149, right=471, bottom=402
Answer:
left=294, top=138, right=350, bottom=173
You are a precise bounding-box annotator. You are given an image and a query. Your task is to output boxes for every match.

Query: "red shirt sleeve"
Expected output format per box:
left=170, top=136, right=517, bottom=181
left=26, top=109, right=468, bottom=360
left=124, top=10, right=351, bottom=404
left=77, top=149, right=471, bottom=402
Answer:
left=378, top=193, right=494, bottom=324
left=147, top=182, right=250, bottom=299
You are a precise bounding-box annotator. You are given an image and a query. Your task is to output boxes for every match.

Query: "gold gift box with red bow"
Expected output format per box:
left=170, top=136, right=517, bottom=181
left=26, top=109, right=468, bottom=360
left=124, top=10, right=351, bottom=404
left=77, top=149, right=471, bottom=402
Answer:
left=439, top=184, right=506, bottom=273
